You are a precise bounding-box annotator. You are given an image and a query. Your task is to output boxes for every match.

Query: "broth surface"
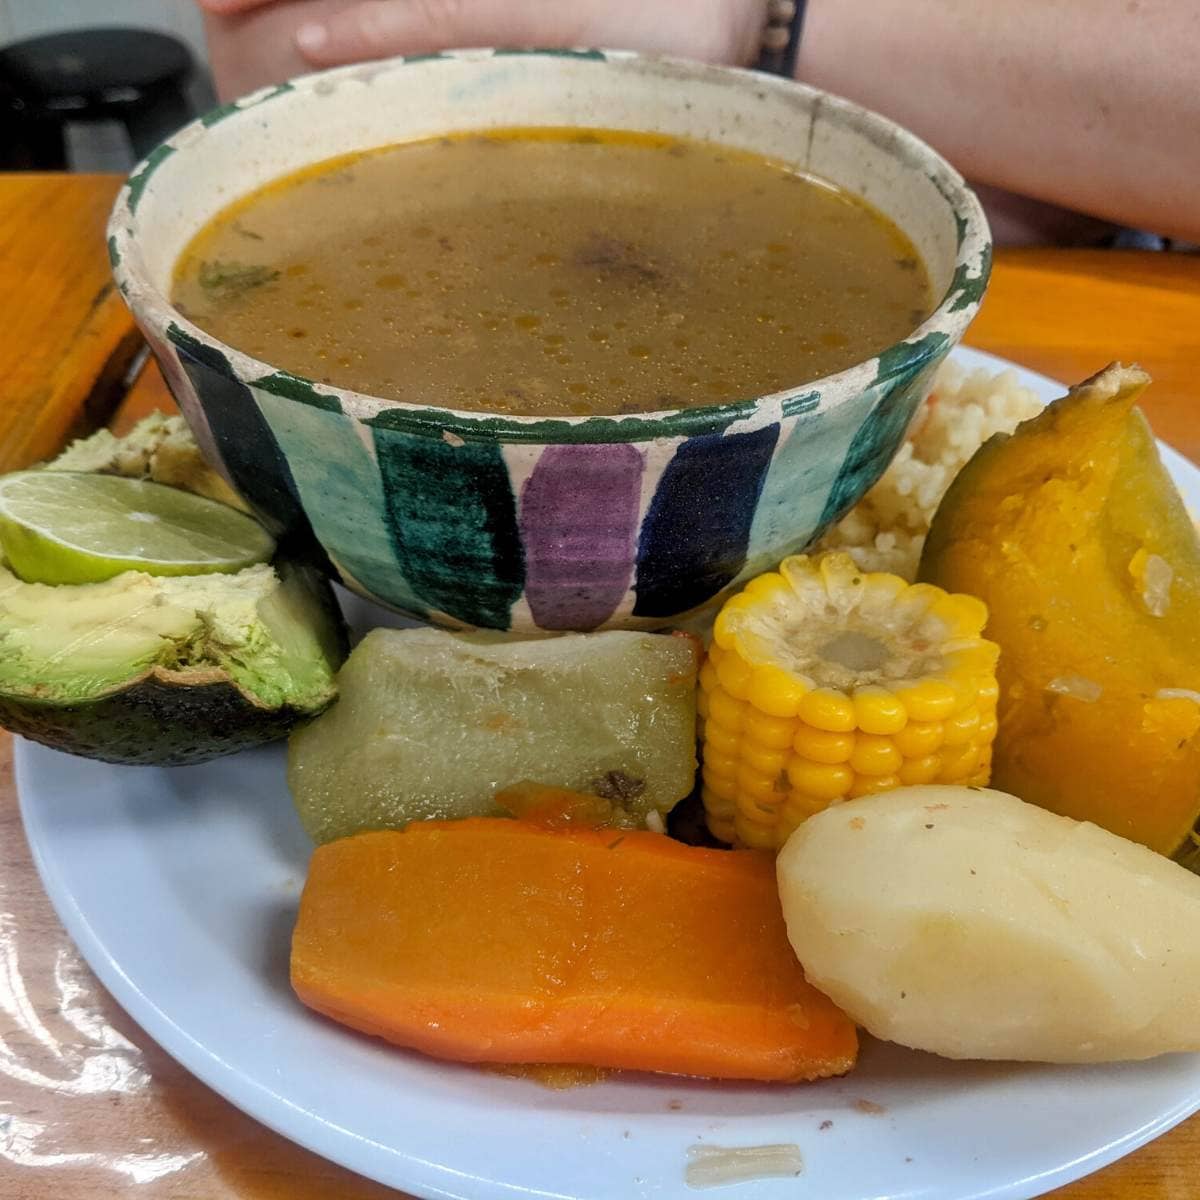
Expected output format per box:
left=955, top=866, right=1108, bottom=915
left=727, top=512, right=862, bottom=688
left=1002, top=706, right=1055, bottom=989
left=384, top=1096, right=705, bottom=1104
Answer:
left=172, top=129, right=933, bottom=415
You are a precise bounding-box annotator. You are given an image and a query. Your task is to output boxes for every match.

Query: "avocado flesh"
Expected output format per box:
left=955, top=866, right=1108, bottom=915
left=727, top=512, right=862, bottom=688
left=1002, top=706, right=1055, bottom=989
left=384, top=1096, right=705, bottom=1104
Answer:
left=46, top=413, right=248, bottom=511
left=0, top=560, right=347, bottom=764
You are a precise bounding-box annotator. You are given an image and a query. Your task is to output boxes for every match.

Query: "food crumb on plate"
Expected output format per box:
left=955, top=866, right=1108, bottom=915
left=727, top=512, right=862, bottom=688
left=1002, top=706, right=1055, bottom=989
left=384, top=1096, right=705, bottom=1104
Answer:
left=685, top=1144, right=804, bottom=1189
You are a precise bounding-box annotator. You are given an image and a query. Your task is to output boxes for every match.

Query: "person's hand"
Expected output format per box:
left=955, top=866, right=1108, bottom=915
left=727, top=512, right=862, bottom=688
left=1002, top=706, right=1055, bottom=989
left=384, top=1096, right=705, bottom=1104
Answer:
left=198, top=0, right=766, bottom=73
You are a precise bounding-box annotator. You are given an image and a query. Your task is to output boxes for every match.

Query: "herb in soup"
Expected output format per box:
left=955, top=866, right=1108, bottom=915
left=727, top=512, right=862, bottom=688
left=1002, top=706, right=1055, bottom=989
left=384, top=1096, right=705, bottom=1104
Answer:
left=172, top=129, right=934, bottom=416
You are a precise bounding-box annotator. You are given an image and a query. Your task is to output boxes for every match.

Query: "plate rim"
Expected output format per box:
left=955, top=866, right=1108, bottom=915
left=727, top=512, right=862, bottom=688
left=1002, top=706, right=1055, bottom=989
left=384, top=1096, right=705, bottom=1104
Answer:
left=15, top=346, right=1200, bottom=1200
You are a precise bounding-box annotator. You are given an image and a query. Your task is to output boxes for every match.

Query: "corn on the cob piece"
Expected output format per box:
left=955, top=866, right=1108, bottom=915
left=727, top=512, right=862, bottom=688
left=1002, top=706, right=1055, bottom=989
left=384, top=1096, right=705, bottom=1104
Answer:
left=699, top=552, right=999, bottom=849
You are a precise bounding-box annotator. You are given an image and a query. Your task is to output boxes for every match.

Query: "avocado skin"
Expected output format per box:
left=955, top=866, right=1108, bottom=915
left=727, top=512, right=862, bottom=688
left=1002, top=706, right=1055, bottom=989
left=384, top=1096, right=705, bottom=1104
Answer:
left=0, top=559, right=349, bottom=766
left=1, top=673, right=334, bottom=765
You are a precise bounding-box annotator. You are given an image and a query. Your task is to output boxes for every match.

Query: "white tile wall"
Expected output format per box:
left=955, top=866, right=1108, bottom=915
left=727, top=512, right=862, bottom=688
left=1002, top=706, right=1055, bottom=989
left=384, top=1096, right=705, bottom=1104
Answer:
left=0, top=0, right=211, bottom=68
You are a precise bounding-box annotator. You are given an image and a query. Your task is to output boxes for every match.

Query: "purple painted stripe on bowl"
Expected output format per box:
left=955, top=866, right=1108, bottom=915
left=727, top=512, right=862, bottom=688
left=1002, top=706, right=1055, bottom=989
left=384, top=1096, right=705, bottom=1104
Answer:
left=520, top=444, right=644, bottom=630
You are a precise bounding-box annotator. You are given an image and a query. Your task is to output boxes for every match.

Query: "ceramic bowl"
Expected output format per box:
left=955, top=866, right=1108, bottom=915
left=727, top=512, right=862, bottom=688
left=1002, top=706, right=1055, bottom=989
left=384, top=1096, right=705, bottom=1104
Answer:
left=108, top=49, right=990, bottom=633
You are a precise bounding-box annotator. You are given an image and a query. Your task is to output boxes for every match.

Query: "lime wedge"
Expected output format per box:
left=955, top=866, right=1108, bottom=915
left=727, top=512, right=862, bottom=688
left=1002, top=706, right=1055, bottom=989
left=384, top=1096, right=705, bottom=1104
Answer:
left=0, top=471, right=275, bottom=585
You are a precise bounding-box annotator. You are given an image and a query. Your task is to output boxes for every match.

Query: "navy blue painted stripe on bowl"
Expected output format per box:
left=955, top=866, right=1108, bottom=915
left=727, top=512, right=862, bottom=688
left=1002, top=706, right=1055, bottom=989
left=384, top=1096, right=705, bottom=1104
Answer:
left=633, top=423, right=780, bottom=618
left=168, top=326, right=320, bottom=557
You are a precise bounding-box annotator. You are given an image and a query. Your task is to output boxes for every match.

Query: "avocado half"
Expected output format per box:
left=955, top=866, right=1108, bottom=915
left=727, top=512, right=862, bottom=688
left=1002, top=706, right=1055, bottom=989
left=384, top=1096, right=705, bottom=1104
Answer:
left=0, top=559, right=347, bottom=765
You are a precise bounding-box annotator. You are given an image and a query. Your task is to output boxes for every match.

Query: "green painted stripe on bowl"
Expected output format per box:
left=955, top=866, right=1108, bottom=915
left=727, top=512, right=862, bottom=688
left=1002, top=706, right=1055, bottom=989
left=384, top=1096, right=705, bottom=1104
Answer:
left=873, top=331, right=951, bottom=384
left=253, top=390, right=428, bottom=618
left=352, top=386, right=822, bottom=446
left=492, top=48, right=608, bottom=61
left=372, top=428, right=525, bottom=629
left=946, top=246, right=992, bottom=313
left=252, top=370, right=344, bottom=413
left=125, top=143, right=176, bottom=216
left=200, top=80, right=295, bottom=128
left=360, top=400, right=754, bottom=445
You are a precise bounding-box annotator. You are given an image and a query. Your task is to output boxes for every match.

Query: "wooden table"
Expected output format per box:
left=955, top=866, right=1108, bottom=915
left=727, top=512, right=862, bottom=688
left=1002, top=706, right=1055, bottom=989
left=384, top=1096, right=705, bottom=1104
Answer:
left=1, top=174, right=1198, bottom=1200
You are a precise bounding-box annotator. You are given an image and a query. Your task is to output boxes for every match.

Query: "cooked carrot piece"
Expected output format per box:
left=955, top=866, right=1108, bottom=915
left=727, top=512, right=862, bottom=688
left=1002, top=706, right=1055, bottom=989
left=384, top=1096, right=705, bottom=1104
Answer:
left=291, top=818, right=858, bottom=1082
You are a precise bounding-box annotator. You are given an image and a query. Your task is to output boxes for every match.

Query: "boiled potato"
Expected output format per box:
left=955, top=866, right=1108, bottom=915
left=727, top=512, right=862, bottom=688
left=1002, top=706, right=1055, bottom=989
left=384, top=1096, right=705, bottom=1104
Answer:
left=777, top=785, right=1200, bottom=1062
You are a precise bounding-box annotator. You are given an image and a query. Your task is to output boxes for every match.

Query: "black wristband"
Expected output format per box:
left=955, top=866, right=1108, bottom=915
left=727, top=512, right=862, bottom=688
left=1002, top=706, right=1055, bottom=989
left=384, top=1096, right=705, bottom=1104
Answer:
left=755, top=0, right=809, bottom=79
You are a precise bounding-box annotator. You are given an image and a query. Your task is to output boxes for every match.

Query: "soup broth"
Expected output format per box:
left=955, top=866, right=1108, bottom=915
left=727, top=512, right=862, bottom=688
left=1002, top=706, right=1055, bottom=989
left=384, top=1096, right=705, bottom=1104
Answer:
left=172, top=128, right=933, bottom=416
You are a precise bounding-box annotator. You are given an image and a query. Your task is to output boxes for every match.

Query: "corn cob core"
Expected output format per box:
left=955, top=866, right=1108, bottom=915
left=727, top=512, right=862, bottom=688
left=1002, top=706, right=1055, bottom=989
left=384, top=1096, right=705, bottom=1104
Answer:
left=698, top=553, right=1000, bottom=849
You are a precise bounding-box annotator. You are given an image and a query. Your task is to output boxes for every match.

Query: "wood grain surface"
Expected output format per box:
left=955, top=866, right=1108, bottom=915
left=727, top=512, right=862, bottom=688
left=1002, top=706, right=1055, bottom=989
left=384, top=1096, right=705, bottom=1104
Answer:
left=0, top=175, right=143, bottom=473
left=0, top=173, right=1198, bottom=1200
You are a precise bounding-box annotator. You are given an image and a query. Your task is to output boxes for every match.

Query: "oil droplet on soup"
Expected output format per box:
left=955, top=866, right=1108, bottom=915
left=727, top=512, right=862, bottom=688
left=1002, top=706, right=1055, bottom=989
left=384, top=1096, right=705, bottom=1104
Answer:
left=171, top=129, right=934, bottom=416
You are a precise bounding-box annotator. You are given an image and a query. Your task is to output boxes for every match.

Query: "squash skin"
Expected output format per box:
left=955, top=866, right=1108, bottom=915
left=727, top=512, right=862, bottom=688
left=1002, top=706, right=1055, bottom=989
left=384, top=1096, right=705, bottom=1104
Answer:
left=920, top=365, right=1200, bottom=861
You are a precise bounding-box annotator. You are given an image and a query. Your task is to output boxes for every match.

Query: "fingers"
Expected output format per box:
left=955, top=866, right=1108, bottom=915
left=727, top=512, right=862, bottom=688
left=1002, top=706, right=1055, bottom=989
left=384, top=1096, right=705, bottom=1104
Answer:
left=195, top=0, right=284, bottom=13
left=294, top=0, right=765, bottom=70
left=293, top=0, right=584, bottom=66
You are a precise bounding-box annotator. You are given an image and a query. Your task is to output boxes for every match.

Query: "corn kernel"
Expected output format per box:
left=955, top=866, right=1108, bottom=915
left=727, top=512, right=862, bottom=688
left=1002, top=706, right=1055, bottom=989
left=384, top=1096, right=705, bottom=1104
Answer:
left=946, top=672, right=979, bottom=710
left=735, top=814, right=778, bottom=850
left=708, top=814, right=736, bottom=842
left=743, top=709, right=800, bottom=750
left=798, top=687, right=856, bottom=732
left=945, top=592, right=989, bottom=636
left=700, top=786, right=735, bottom=818
left=696, top=688, right=710, bottom=720
left=707, top=688, right=746, bottom=730
left=792, top=724, right=855, bottom=763
left=703, top=721, right=740, bottom=757
left=786, top=757, right=853, bottom=800
left=783, top=792, right=831, bottom=822
left=938, top=741, right=981, bottom=782
left=948, top=643, right=1000, bottom=674
left=747, top=664, right=809, bottom=717
left=740, top=741, right=790, bottom=776
left=894, top=719, right=943, bottom=757
left=942, top=706, right=981, bottom=746
left=849, top=733, right=903, bottom=776
left=848, top=772, right=901, bottom=798
left=714, top=650, right=754, bottom=700
left=898, top=754, right=942, bottom=785
left=698, top=553, right=999, bottom=848
left=853, top=686, right=908, bottom=734
left=741, top=571, right=789, bottom=600
left=712, top=601, right=748, bottom=650
left=737, top=764, right=782, bottom=800
left=702, top=752, right=737, bottom=783
left=735, top=787, right=784, bottom=821
left=895, top=678, right=959, bottom=722
left=777, top=812, right=805, bottom=842
left=701, top=769, right=736, bottom=802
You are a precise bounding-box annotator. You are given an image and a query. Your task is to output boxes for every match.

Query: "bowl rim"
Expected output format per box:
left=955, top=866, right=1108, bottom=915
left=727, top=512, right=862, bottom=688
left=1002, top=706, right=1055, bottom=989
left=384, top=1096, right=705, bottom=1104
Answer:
left=108, top=47, right=992, bottom=443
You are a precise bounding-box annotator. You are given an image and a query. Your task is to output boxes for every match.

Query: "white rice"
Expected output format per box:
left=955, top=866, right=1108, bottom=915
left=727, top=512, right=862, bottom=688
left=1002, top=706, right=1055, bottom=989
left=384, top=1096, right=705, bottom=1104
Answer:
left=815, top=360, right=1044, bottom=579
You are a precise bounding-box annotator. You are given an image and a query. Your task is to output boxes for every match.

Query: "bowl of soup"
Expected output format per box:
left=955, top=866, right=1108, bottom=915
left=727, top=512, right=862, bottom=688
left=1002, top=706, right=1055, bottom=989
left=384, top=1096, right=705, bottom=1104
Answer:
left=108, top=49, right=990, bottom=633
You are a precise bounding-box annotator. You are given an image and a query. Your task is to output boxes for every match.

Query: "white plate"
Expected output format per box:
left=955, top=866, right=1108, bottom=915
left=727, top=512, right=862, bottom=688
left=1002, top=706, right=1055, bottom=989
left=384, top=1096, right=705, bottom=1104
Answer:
left=17, top=347, right=1200, bottom=1200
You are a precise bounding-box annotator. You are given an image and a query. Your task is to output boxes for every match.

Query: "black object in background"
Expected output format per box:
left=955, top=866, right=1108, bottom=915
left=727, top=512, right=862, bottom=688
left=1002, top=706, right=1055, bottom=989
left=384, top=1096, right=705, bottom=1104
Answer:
left=0, top=27, right=198, bottom=171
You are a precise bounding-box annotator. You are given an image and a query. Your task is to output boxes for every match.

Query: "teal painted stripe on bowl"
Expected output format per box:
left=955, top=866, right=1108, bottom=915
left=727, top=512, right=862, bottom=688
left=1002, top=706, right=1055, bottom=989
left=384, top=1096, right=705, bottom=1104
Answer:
left=817, top=363, right=941, bottom=531
left=743, top=408, right=844, bottom=572
left=373, top=428, right=524, bottom=630
left=253, top=391, right=427, bottom=618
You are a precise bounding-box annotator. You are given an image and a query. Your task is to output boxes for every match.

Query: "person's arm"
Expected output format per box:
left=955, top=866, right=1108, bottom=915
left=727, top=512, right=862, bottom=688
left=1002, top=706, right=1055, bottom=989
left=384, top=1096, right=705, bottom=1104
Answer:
left=198, top=0, right=1200, bottom=242
left=797, top=0, right=1200, bottom=244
